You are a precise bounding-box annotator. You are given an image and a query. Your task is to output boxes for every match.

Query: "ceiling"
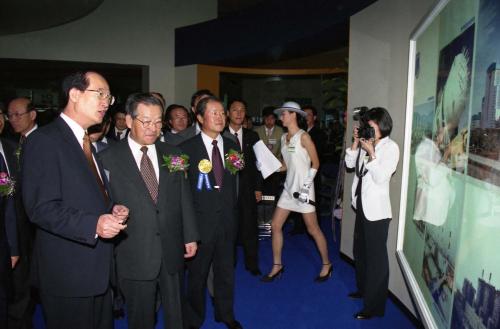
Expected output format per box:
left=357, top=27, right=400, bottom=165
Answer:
left=176, top=0, right=377, bottom=68
left=0, top=0, right=375, bottom=68
left=0, top=0, right=103, bottom=36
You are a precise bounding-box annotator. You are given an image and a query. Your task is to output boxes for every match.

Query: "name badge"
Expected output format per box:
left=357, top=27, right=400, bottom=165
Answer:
left=268, top=138, right=277, bottom=145
left=288, top=146, right=296, bottom=153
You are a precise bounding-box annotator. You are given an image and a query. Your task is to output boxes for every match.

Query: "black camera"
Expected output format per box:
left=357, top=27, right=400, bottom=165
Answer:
left=352, top=106, right=375, bottom=140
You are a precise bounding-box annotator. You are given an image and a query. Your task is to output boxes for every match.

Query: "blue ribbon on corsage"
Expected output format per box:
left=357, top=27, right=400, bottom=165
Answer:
left=196, top=159, right=213, bottom=191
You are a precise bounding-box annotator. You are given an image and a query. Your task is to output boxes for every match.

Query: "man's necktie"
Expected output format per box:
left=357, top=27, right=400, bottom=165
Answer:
left=140, top=146, right=158, bottom=203
left=234, top=132, right=241, bottom=150
left=83, top=132, right=108, bottom=203
left=211, top=140, right=224, bottom=189
left=0, top=152, right=8, bottom=173
left=116, top=131, right=122, bottom=140
left=16, top=135, right=26, bottom=167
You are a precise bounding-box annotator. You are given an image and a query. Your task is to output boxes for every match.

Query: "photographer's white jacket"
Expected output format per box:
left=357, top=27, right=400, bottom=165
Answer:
left=345, top=136, right=400, bottom=221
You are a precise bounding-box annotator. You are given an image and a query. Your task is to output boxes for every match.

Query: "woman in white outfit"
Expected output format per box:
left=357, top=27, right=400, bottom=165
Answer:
left=261, top=102, right=331, bottom=283
left=344, top=107, right=399, bottom=320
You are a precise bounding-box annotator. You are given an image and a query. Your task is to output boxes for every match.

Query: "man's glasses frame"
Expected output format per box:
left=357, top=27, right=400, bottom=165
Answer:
left=134, top=118, right=163, bottom=129
left=85, top=89, right=116, bottom=105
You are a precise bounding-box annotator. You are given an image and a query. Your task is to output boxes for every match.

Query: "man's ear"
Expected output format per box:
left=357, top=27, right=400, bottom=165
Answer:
left=126, top=114, right=133, bottom=129
left=197, top=114, right=204, bottom=126
left=68, top=88, right=80, bottom=103
left=29, top=110, right=37, bottom=121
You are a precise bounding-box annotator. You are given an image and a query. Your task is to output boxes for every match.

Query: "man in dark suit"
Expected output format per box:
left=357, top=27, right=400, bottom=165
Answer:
left=100, top=93, right=199, bottom=329
left=0, top=135, right=19, bottom=328
left=6, top=97, right=38, bottom=329
left=162, top=104, right=191, bottom=146
left=180, top=89, right=214, bottom=142
left=106, top=108, right=130, bottom=141
left=181, top=96, right=243, bottom=329
left=223, top=99, right=263, bottom=276
left=22, top=71, right=129, bottom=329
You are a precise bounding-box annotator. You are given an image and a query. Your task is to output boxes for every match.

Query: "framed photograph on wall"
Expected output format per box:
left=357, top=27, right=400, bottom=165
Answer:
left=397, top=0, right=500, bottom=328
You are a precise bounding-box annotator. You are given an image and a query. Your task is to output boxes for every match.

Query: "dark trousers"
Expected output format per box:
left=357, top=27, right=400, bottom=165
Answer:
left=237, top=194, right=259, bottom=270
left=120, top=261, right=183, bottom=329
left=40, top=288, right=112, bottom=329
left=353, top=196, right=390, bottom=316
left=8, top=255, right=35, bottom=329
left=184, top=238, right=236, bottom=328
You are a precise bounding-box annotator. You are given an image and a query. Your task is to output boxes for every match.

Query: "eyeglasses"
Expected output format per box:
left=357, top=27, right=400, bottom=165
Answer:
left=6, top=112, right=30, bottom=120
left=134, top=118, right=163, bottom=129
left=85, top=89, right=115, bottom=105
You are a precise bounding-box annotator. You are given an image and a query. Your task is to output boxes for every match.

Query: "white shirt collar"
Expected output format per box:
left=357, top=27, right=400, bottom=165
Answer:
left=25, top=124, right=38, bottom=137
left=60, top=113, right=86, bottom=148
left=229, top=126, right=242, bottom=135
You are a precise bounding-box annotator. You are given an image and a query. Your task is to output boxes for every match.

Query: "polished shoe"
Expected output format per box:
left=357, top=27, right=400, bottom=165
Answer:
left=348, top=291, right=363, bottom=299
left=260, top=264, right=284, bottom=282
left=354, top=311, right=373, bottom=320
left=220, top=319, right=243, bottom=329
left=113, top=308, right=125, bottom=319
left=246, top=267, right=262, bottom=276
left=314, top=263, right=333, bottom=282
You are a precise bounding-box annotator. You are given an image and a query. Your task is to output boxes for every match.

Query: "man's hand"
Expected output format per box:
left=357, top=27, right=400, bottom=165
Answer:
left=112, top=204, right=129, bottom=224
left=255, top=191, right=262, bottom=202
left=184, top=242, right=198, bottom=258
left=96, top=214, right=127, bottom=239
left=11, top=256, right=19, bottom=269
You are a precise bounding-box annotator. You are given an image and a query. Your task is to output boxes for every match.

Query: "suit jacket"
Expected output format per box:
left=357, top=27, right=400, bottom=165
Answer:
left=106, top=127, right=130, bottom=142
left=22, top=116, right=114, bottom=297
left=180, top=134, right=238, bottom=243
left=254, top=125, right=284, bottom=160
left=1, top=138, right=18, bottom=257
left=0, top=138, right=17, bottom=288
left=308, top=126, right=326, bottom=158
left=222, top=128, right=262, bottom=196
left=163, top=130, right=193, bottom=146
left=345, top=136, right=399, bottom=221
left=99, top=140, right=198, bottom=280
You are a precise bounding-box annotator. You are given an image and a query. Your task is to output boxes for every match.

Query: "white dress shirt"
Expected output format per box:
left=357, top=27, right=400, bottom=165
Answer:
left=127, top=136, right=160, bottom=180
left=345, top=136, right=400, bottom=221
left=228, top=126, right=243, bottom=148
left=114, top=127, right=127, bottom=140
left=60, top=113, right=103, bottom=181
left=200, top=132, right=225, bottom=168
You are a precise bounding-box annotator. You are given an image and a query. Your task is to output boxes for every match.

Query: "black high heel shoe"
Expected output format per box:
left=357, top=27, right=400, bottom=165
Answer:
left=314, top=263, right=333, bottom=282
left=260, top=264, right=284, bottom=282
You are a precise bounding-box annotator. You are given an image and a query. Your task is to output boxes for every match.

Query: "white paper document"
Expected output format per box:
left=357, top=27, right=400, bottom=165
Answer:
left=253, top=140, right=282, bottom=179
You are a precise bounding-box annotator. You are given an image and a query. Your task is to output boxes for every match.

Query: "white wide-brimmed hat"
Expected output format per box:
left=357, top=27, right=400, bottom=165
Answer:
left=274, top=101, right=307, bottom=118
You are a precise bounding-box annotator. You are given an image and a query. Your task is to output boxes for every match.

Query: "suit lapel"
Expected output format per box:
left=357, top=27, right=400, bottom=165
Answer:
left=155, top=142, right=171, bottom=209
left=118, top=141, right=156, bottom=206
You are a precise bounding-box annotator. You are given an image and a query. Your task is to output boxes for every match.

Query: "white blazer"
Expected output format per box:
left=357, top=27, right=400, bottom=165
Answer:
left=345, top=136, right=400, bottom=221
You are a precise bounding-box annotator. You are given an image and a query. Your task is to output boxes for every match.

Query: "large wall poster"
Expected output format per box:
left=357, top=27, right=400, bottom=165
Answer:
left=397, top=0, right=500, bottom=328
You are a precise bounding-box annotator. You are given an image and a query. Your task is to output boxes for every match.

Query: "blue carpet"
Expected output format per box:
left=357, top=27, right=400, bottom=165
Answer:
left=33, top=218, right=418, bottom=329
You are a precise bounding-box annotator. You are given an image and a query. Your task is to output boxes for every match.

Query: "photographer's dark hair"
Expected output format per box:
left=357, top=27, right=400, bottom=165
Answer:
left=125, top=92, right=163, bottom=118
left=196, top=96, right=224, bottom=117
left=365, top=107, right=393, bottom=138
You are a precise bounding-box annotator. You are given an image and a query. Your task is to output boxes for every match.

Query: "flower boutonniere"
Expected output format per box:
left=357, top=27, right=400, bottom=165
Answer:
left=0, top=172, right=15, bottom=196
left=162, top=154, right=190, bottom=178
left=224, top=149, right=245, bottom=175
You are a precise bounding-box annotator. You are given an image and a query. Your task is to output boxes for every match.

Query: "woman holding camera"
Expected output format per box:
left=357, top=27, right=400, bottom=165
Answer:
left=345, top=107, right=399, bottom=320
left=261, top=102, right=331, bottom=283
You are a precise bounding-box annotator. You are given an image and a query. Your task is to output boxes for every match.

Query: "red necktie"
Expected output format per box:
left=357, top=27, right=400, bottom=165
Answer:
left=211, top=140, right=224, bottom=189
